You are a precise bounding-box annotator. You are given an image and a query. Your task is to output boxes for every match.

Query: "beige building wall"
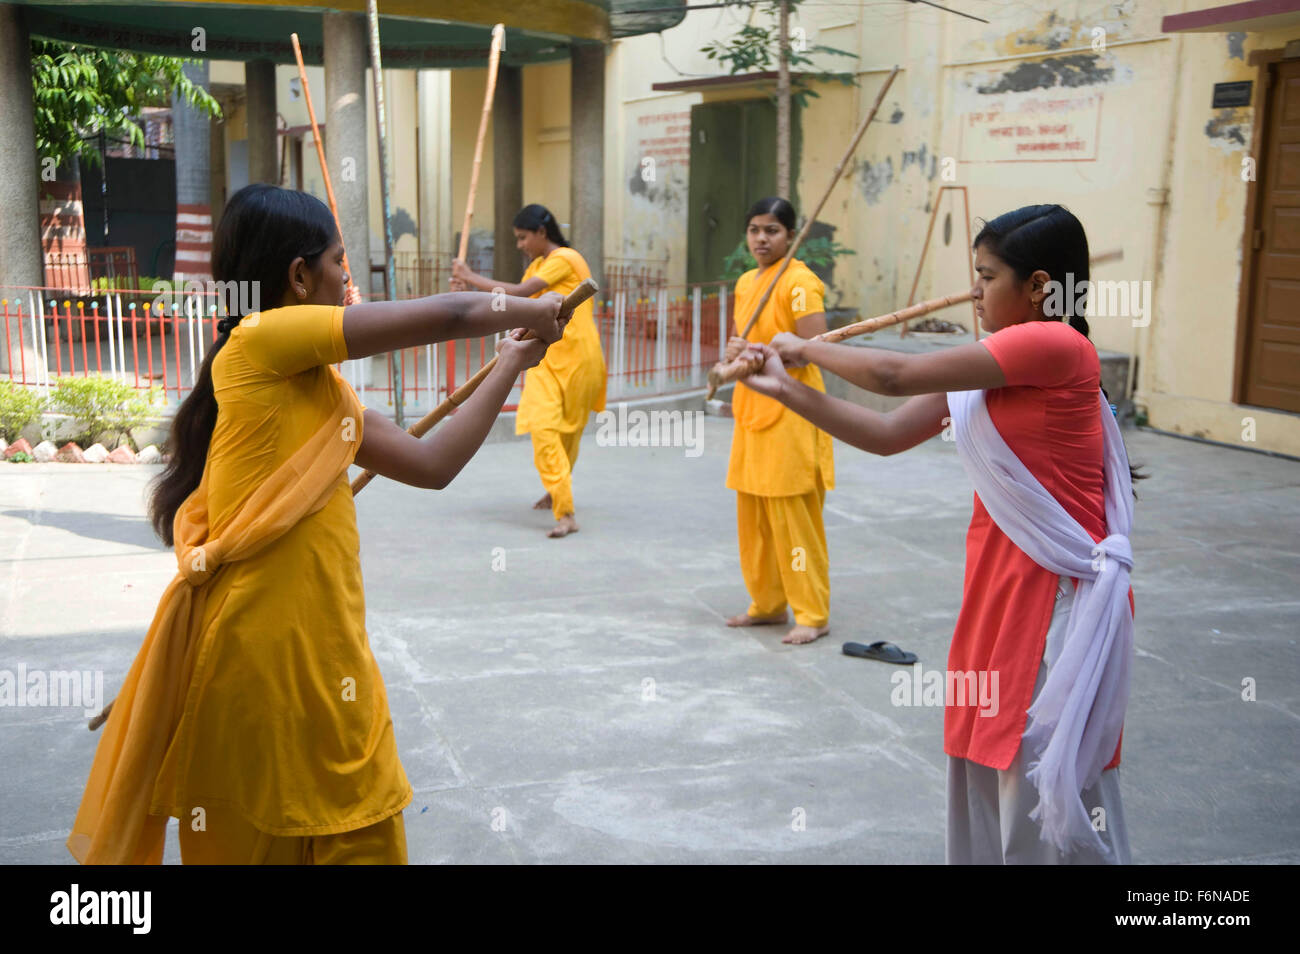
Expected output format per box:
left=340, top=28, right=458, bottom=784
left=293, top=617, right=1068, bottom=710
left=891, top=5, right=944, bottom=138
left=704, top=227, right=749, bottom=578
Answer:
left=593, top=1, right=1300, bottom=455
left=208, top=1, right=1300, bottom=455
left=523, top=61, right=571, bottom=232
left=1138, top=23, right=1300, bottom=456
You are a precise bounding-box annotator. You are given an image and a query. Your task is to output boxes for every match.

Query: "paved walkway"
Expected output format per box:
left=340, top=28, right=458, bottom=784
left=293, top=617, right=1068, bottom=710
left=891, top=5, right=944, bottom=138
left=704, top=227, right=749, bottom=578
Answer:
left=1, top=419, right=1297, bottom=863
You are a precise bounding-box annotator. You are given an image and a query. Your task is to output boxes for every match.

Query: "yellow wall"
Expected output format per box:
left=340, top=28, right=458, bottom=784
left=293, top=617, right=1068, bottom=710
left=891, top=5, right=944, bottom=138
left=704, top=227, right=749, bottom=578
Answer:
left=210, top=2, right=1300, bottom=454
left=1135, top=24, right=1300, bottom=455
left=593, top=0, right=1300, bottom=454
left=523, top=61, right=571, bottom=229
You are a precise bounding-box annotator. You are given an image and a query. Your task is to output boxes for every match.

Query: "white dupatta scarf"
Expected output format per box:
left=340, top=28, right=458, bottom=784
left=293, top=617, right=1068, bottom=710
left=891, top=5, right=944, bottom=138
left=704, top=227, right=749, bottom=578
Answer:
left=947, top=387, right=1134, bottom=857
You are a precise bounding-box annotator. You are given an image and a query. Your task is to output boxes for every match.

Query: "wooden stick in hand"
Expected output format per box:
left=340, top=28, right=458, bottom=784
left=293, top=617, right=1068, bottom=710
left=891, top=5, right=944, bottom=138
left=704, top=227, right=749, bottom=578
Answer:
left=349, top=278, right=599, bottom=495
left=710, top=247, right=1124, bottom=385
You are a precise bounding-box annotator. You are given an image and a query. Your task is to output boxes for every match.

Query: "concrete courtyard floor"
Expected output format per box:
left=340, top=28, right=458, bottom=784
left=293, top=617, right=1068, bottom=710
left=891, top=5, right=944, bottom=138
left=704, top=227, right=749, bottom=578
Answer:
left=1, top=416, right=1298, bottom=864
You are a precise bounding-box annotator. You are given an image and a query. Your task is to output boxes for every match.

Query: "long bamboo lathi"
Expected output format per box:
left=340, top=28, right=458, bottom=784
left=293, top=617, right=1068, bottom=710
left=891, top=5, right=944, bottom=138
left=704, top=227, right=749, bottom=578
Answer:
left=703, top=65, right=900, bottom=398
left=457, top=24, right=506, bottom=269
left=349, top=278, right=598, bottom=495
left=290, top=33, right=358, bottom=301
left=710, top=247, right=1125, bottom=386
left=709, top=291, right=969, bottom=385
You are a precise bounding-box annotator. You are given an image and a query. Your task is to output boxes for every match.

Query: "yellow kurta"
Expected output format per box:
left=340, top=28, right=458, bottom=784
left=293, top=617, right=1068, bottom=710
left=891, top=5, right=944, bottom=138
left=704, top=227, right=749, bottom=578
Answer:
left=726, top=259, right=834, bottom=628
left=152, top=304, right=412, bottom=837
left=514, top=246, right=607, bottom=519
left=726, top=259, right=835, bottom=495
left=514, top=246, right=607, bottom=435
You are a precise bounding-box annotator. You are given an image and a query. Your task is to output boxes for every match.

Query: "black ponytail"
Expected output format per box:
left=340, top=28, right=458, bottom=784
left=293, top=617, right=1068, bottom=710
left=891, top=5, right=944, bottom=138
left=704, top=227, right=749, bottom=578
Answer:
left=513, top=204, right=569, bottom=247
left=148, top=184, right=338, bottom=545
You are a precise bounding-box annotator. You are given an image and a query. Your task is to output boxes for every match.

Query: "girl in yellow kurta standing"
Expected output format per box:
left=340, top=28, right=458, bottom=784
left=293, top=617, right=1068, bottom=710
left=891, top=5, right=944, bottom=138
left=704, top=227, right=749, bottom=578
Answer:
left=67, top=184, right=564, bottom=864
left=452, top=204, right=607, bottom=538
left=724, top=198, right=835, bottom=645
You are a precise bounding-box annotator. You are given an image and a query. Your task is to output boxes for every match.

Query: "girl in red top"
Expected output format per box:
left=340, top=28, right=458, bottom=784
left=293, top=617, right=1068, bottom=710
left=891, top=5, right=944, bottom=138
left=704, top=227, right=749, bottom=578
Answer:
left=742, top=204, right=1134, bottom=864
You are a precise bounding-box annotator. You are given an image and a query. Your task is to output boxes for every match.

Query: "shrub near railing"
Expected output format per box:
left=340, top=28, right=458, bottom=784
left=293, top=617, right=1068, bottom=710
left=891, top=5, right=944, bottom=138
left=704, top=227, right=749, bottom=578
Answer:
left=49, top=375, right=158, bottom=450
left=0, top=380, right=46, bottom=442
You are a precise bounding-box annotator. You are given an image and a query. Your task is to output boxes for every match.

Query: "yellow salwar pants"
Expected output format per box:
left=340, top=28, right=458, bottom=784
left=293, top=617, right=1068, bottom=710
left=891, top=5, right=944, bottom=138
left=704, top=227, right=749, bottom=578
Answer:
left=736, top=480, right=830, bottom=628
left=532, top=428, right=583, bottom=519
left=178, top=804, right=407, bottom=865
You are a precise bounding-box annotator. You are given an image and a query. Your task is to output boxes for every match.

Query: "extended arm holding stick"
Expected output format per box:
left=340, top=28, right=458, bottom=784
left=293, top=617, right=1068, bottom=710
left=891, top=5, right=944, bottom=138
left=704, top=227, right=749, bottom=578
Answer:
left=711, top=290, right=968, bottom=385
left=711, top=248, right=1124, bottom=386
left=350, top=278, right=598, bottom=495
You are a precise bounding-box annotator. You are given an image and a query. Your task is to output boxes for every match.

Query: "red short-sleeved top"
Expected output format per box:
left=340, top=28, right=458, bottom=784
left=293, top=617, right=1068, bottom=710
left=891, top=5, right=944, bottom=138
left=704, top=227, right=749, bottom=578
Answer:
left=944, top=319, right=1126, bottom=771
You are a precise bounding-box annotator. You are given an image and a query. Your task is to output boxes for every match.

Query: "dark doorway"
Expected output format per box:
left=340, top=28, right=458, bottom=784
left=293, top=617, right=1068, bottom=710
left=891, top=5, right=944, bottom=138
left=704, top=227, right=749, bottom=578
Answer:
left=81, top=157, right=178, bottom=279
left=686, top=97, right=800, bottom=285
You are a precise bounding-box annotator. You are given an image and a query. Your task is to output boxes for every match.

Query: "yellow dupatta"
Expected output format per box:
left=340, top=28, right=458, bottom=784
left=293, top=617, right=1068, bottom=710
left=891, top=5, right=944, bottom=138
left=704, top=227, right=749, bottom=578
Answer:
left=731, top=263, right=826, bottom=433
left=67, top=369, right=363, bottom=864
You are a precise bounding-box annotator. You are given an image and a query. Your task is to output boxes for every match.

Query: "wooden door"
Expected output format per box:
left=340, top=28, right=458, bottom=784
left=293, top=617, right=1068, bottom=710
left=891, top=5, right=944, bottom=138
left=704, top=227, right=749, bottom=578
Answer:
left=1243, top=58, right=1300, bottom=413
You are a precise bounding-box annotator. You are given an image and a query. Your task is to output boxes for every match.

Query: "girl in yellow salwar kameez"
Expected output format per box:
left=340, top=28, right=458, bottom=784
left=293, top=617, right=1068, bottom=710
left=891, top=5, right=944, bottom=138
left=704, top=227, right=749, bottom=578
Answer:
left=452, top=204, right=607, bottom=538
left=723, top=198, right=835, bottom=645
left=67, top=184, right=565, bottom=865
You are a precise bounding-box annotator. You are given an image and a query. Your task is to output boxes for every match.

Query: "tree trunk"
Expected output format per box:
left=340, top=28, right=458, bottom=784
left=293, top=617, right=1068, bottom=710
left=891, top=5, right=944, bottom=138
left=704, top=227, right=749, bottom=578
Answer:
left=776, top=0, right=791, bottom=200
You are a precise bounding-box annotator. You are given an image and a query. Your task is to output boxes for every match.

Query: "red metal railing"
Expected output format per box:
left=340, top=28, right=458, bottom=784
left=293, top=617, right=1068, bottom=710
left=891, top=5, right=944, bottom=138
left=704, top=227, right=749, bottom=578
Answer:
left=2, top=278, right=728, bottom=417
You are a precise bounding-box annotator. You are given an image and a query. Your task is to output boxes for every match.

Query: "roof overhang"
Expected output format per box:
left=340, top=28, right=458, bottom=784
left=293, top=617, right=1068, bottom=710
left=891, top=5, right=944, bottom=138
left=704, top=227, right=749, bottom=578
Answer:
left=652, top=70, right=817, bottom=93
left=1162, top=0, right=1300, bottom=33
left=13, top=0, right=642, bottom=66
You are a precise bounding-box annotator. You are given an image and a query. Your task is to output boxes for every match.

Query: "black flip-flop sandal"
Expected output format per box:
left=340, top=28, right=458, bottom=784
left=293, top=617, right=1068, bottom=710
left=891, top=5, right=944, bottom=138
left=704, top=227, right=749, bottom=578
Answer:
left=842, top=640, right=918, bottom=665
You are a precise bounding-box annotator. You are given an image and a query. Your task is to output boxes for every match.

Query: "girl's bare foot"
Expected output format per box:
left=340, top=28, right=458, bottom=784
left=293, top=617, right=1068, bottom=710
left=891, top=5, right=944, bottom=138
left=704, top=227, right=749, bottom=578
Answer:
left=725, top=611, right=788, bottom=627
left=548, top=513, right=579, bottom=538
left=783, top=624, right=830, bottom=645
left=533, top=492, right=552, bottom=510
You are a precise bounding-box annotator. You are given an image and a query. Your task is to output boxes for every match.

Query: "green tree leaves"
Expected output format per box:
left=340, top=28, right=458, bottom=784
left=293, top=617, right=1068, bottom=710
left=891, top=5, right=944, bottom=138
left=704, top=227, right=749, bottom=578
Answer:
left=31, top=40, right=221, bottom=169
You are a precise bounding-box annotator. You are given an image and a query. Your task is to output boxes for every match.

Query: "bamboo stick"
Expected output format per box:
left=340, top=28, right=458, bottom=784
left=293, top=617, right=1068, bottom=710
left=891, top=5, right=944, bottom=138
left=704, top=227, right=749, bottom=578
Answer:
left=709, top=291, right=968, bottom=385
left=349, top=278, right=598, bottom=495
left=290, top=33, right=358, bottom=301
left=703, top=65, right=900, bottom=398
left=456, top=24, right=506, bottom=272
left=710, top=247, right=1125, bottom=385
left=817, top=291, right=973, bottom=343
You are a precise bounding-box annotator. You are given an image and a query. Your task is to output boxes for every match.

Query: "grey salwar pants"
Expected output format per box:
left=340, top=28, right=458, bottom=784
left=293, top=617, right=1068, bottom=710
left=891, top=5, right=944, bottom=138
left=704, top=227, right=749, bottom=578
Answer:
left=946, top=575, right=1132, bottom=865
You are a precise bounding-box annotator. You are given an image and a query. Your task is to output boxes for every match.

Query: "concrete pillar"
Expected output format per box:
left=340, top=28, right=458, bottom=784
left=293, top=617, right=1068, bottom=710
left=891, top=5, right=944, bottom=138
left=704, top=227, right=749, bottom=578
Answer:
left=173, top=61, right=212, bottom=282
left=209, top=98, right=227, bottom=234
left=417, top=69, right=452, bottom=282
left=569, top=44, right=605, bottom=290
left=0, top=4, right=45, bottom=363
left=245, top=59, right=278, bottom=185
left=493, top=65, right=523, bottom=280
left=323, top=12, right=371, bottom=294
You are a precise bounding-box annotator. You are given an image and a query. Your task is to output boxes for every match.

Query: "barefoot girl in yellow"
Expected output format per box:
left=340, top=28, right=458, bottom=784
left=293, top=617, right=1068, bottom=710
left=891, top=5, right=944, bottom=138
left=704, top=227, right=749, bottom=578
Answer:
left=722, top=198, right=835, bottom=645
left=452, top=204, right=606, bottom=538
